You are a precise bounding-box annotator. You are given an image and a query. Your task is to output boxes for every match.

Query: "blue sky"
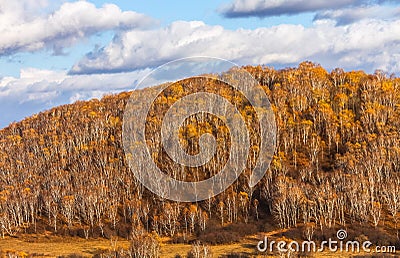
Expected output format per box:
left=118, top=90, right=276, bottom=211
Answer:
left=1, top=0, right=400, bottom=128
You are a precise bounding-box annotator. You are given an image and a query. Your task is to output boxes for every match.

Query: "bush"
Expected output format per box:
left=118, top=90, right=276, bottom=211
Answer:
left=129, top=233, right=160, bottom=258
left=197, top=222, right=256, bottom=245
left=92, top=249, right=129, bottom=258
left=187, top=241, right=212, bottom=258
left=225, top=223, right=258, bottom=236
left=171, top=234, right=189, bottom=244
left=198, top=231, right=240, bottom=245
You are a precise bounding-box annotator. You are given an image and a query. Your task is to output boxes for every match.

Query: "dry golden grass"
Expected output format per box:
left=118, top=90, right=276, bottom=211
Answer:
left=0, top=233, right=397, bottom=257
left=158, top=240, right=256, bottom=257
left=0, top=235, right=130, bottom=257
left=0, top=234, right=258, bottom=257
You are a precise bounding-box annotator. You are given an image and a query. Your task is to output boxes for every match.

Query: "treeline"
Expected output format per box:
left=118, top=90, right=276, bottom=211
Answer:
left=0, top=62, right=399, bottom=244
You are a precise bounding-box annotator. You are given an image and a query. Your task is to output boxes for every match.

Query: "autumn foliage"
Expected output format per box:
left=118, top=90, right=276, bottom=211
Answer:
left=0, top=62, right=399, bottom=245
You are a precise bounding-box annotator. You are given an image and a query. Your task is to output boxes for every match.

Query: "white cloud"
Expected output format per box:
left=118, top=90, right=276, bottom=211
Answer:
left=314, top=5, right=400, bottom=25
left=219, top=0, right=397, bottom=18
left=0, top=67, right=153, bottom=128
left=220, top=0, right=358, bottom=18
left=0, top=0, right=156, bottom=55
left=0, top=67, right=154, bottom=99
left=70, top=19, right=400, bottom=75
left=71, top=21, right=229, bottom=74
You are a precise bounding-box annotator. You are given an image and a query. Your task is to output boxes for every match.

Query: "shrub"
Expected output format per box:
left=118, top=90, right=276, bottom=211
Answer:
left=225, top=223, right=258, bottom=236
left=187, top=241, right=212, bottom=258
left=129, top=233, right=160, bottom=258
left=198, top=231, right=240, bottom=245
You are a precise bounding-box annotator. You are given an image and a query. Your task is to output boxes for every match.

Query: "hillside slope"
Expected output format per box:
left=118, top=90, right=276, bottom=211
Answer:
left=0, top=62, right=399, bottom=247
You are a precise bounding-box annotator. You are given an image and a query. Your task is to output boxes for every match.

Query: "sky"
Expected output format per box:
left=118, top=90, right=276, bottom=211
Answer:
left=1, top=0, right=400, bottom=128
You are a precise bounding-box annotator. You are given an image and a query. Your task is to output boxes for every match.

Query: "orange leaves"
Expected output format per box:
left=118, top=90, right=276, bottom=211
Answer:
left=381, top=80, right=394, bottom=92
left=347, top=70, right=366, bottom=85
left=22, top=187, right=31, bottom=194
left=334, top=93, right=348, bottom=109
left=0, top=190, right=9, bottom=202
left=88, top=111, right=97, bottom=118
left=107, top=116, right=121, bottom=128
left=109, top=135, right=115, bottom=142
left=62, top=195, right=75, bottom=204
left=42, top=147, right=51, bottom=157
left=6, top=135, right=22, bottom=144
left=300, top=119, right=313, bottom=127
left=239, top=191, right=248, bottom=201
left=189, top=204, right=198, bottom=214
left=183, top=123, right=199, bottom=139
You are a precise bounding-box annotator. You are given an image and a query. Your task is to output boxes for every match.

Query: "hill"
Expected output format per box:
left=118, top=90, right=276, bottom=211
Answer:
left=0, top=62, right=399, bottom=256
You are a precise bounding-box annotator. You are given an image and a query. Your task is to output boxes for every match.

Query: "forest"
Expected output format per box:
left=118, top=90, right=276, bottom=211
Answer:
left=0, top=62, right=399, bottom=256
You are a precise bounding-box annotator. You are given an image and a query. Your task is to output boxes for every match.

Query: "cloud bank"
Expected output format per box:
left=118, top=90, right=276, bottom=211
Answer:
left=219, top=0, right=398, bottom=20
left=70, top=19, right=400, bottom=76
left=314, top=5, right=400, bottom=25
left=0, top=0, right=156, bottom=55
left=220, top=0, right=357, bottom=18
left=0, top=67, right=153, bottom=128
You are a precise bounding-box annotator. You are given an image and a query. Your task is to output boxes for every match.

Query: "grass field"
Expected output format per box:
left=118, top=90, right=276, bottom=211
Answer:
left=0, top=234, right=255, bottom=257
left=1, top=233, right=396, bottom=257
left=0, top=235, right=129, bottom=257
left=2, top=234, right=266, bottom=257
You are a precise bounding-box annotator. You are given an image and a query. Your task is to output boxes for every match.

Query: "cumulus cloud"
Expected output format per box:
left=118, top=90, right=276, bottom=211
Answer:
left=219, top=0, right=397, bottom=18
left=314, top=5, right=400, bottom=25
left=0, top=0, right=156, bottom=55
left=0, top=67, right=152, bottom=128
left=70, top=21, right=231, bottom=74
left=220, top=0, right=357, bottom=18
left=70, top=19, right=400, bottom=76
